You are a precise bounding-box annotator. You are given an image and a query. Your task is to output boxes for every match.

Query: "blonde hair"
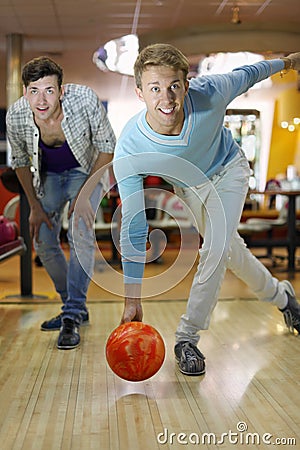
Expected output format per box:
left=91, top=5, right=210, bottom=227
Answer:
left=134, top=43, right=189, bottom=89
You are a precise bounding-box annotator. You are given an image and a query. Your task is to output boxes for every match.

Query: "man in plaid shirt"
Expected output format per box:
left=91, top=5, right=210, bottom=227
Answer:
left=6, top=56, right=116, bottom=349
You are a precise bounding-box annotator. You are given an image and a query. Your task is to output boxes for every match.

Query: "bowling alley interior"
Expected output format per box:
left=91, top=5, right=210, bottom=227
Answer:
left=1, top=1, right=300, bottom=449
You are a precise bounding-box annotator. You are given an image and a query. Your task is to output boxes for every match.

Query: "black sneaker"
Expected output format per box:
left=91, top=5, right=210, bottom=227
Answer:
left=174, top=341, right=206, bottom=376
left=279, top=280, right=300, bottom=334
left=41, top=311, right=89, bottom=331
left=57, top=318, right=80, bottom=350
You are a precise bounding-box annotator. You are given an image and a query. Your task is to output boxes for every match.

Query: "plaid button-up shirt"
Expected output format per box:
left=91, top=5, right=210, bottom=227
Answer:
left=6, top=83, right=116, bottom=197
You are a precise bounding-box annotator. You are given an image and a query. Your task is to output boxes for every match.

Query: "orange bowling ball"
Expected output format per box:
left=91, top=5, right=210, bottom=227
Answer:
left=105, top=321, right=165, bottom=382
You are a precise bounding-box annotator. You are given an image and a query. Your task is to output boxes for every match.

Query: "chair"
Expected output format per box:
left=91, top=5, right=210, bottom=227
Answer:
left=61, top=201, right=120, bottom=265
left=245, top=200, right=288, bottom=228
left=145, top=190, right=196, bottom=263
left=1, top=195, right=26, bottom=263
left=94, top=204, right=119, bottom=234
left=3, top=195, right=20, bottom=221
left=61, top=202, right=118, bottom=234
left=238, top=200, right=288, bottom=265
left=145, top=191, right=194, bottom=230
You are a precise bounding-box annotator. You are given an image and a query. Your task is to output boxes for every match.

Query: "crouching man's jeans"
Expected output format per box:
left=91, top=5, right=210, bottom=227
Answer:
left=174, top=150, right=287, bottom=345
left=34, top=168, right=102, bottom=325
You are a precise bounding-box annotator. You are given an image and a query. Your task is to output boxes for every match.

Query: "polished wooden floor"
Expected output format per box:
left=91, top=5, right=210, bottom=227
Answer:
left=0, top=246, right=299, bottom=450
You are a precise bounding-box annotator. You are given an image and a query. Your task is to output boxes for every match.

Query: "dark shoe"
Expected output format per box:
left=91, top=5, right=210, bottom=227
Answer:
left=57, top=318, right=80, bottom=350
left=41, top=311, right=89, bottom=331
left=279, top=280, right=300, bottom=334
left=34, top=255, right=43, bottom=267
left=151, top=256, right=164, bottom=264
left=174, top=341, right=206, bottom=376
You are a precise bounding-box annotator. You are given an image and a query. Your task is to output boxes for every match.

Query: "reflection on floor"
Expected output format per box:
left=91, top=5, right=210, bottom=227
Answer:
left=0, top=246, right=299, bottom=449
left=0, top=299, right=299, bottom=450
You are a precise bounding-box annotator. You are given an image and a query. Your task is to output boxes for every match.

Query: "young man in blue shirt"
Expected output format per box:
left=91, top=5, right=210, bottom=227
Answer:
left=113, top=44, right=300, bottom=375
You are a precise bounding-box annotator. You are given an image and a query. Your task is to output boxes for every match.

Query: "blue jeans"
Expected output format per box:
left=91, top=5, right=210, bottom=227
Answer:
left=34, top=168, right=101, bottom=325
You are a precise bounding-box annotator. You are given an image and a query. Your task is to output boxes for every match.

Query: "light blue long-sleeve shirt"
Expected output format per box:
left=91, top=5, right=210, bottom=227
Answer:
left=113, top=59, right=284, bottom=284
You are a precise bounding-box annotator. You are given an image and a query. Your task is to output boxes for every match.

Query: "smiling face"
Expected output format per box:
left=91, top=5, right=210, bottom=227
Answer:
left=23, top=75, right=63, bottom=122
left=135, top=65, right=189, bottom=136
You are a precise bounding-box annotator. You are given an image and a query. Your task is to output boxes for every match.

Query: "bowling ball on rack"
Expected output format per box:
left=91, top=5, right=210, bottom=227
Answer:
left=106, top=321, right=165, bottom=382
left=0, top=215, right=17, bottom=245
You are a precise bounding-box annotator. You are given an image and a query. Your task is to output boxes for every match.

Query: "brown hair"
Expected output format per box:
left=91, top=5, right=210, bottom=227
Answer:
left=134, top=43, right=190, bottom=89
left=22, top=56, right=63, bottom=88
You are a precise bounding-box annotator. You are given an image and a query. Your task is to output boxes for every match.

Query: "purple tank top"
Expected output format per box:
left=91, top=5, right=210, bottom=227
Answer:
left=40, top=139, right=80, bottom=173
